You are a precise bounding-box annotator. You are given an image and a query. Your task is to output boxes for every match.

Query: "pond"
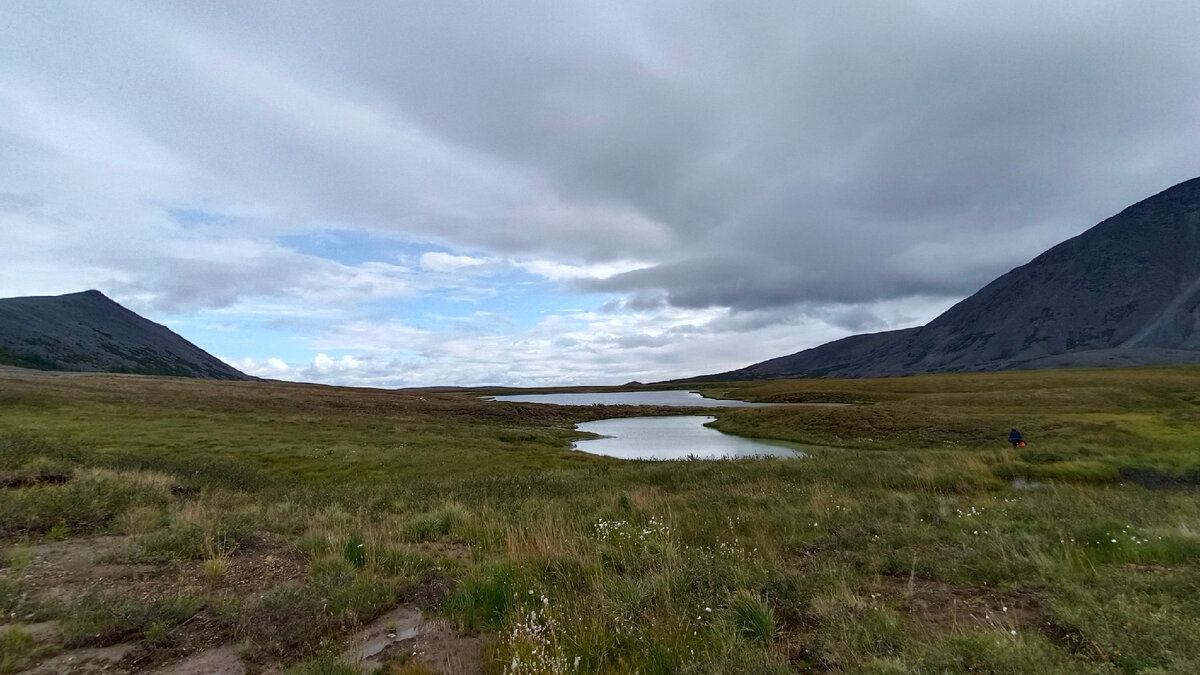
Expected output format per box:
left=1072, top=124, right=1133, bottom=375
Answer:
left=488, top=390, right=771, bottom=407
left=573, top=415, right=803, bottom=460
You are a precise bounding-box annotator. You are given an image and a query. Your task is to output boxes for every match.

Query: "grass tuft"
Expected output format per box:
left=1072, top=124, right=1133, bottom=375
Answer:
left=0, top=626, right=36, bottom=674
left=728, top=590, right=777, bottom=644
left=403, top=502, right=470, bottom=542
left=285, top=654, right=362, bottom=675
left=343, top=534, right=366, bottom=568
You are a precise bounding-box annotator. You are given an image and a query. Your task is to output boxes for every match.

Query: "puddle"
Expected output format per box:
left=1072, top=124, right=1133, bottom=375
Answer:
left=345, top=606, right=423, bottom=670
left=573, top=415, right=804, bottom=460
left=343, top=606, right=482, bottom=673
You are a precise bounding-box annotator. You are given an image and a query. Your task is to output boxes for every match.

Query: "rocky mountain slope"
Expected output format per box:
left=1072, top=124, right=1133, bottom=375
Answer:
left=698, top=176, right=1200, bottom=381
left=0, top=290, right=254, bottom=380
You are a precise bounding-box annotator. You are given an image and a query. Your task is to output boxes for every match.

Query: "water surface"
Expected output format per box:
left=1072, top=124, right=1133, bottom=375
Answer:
left=490, top=390, right=769, bottom=407
left=573, top=416, right=801, bottom=460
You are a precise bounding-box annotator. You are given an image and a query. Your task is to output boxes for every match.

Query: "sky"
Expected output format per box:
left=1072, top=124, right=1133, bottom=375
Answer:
left=2, top=1, right=1198, bottom=387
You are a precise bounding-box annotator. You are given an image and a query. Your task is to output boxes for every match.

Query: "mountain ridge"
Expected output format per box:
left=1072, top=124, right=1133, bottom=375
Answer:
left=0, top=290, right=255, bottom=380
left=689, top=176, right=1200, bottom=382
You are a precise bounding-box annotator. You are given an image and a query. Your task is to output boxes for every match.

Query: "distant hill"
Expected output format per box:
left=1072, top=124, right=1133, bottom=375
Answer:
left=0, top=290, right=254, bottom=380
left=695, top=176, right=1200, bottom=381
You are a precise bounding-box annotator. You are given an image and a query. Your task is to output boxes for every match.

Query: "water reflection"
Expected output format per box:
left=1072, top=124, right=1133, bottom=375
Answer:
left=573, top=416, right=802, bottom=460
left=490, top=390, right=770, bottom=407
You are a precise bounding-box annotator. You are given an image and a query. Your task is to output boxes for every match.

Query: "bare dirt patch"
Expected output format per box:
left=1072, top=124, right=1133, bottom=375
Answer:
left=3, top=533, right=311, bottom=673
left=10, top=536, right=135, bottom=578
left=177, top=536, right=308, bottom=593
left=147, top=645, right=246, bottom=675
left=872, top=574, right=1112, bottom=661
left=3, top=534, right=307, bottom=606
left=873, top=574, right=1043, bottom=634
left=119, top=537, right=309, bottom=671
left=0, top=535, right=164, bottom=604
left=16, top=643, right=135, bottom=674
left=0, top=620, right=60, bottom=642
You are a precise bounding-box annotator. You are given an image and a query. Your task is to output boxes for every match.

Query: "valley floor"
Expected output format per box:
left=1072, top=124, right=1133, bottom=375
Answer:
left=1, top=366, right=1199, bottom=673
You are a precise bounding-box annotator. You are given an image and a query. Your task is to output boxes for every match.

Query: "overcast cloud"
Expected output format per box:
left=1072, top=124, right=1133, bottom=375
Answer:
left=2, top=1, right=1198, bottom=386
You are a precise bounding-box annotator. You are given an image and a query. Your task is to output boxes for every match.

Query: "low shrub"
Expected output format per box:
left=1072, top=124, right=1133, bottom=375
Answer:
left=0, top=468, right=174, bottom=537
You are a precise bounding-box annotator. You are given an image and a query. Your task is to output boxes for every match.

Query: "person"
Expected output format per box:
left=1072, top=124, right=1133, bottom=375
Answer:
left=1008, top=428, right=1026, bottom=448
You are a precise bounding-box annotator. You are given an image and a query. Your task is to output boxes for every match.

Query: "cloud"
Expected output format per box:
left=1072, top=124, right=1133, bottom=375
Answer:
left=111, top=252, right=418, bottom=315
left=419, top=252, right=491, bottom=273
left=4, top=2, right=1200, bottom=384
left=310, top=353, right=366, bottom=376
left=234, top=293, right=955, bottom=387
left=515, top=259, right=649, bottom=282
left=225, top=356, right=290, bottom=378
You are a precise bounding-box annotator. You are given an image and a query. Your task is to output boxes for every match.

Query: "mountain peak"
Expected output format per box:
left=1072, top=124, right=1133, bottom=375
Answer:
left=697, top=176, right=1200, bottom=381
left=0, top=290, right=255, bottom=380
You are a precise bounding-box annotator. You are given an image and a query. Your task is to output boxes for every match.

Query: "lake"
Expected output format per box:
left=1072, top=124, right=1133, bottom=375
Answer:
left=488, top=390, right=771, bottom=407
left=573, top=415, right=802, bottom=460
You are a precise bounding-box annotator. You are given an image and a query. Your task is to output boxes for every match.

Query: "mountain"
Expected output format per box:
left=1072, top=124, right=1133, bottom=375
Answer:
left=0, top=290, right=254, bottom=380
left=698, top=176, right=1200, bottom=381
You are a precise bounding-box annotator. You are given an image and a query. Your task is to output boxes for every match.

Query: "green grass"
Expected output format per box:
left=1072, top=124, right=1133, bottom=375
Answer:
left=0, top=366, right=1198, bottom=671
left=60, top=590, right=204, bottom=648
left=0, top=626, right=43, bottom=675
left=285, top=654, right=363, bottom=675
left=727, top=589, right=777, bottom=644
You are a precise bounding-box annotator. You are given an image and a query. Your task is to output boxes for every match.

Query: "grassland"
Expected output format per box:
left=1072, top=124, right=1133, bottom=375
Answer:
left=1, top=365, right=1199, bottom=673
